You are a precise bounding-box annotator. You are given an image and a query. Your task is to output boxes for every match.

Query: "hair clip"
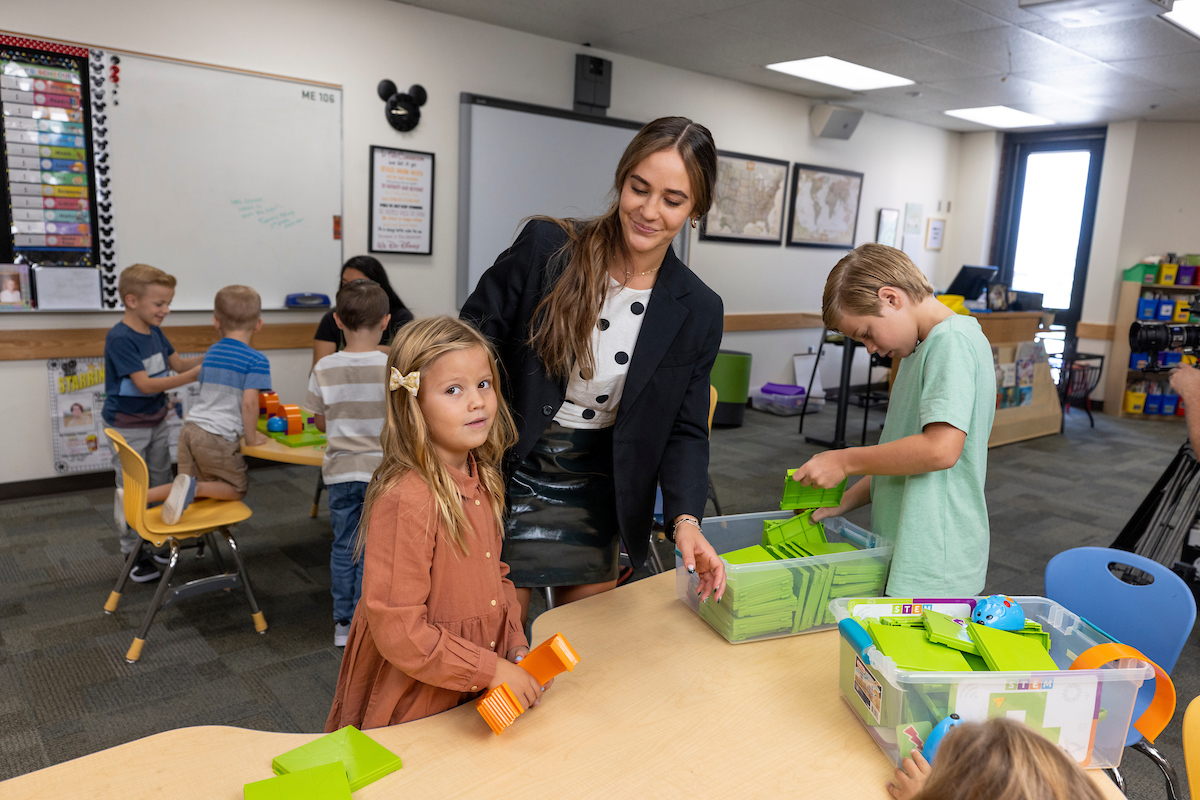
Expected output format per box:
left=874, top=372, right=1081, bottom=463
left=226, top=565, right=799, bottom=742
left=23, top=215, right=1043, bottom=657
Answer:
left=389, top=367, right=420, bottom=396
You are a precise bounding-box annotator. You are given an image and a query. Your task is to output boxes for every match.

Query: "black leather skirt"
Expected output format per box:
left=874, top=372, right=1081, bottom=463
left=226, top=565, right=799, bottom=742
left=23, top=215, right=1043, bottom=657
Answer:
left=502, top=422, right=620, bottom=588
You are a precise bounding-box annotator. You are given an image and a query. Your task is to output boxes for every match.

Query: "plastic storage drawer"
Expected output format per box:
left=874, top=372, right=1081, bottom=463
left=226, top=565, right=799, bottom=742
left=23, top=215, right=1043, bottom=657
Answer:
left=676, top=511, right=892, bottom=644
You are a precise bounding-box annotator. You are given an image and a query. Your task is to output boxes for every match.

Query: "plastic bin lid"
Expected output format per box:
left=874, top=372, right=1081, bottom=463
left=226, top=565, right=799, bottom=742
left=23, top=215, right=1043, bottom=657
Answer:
left=760, top=382, right=805, bottom=396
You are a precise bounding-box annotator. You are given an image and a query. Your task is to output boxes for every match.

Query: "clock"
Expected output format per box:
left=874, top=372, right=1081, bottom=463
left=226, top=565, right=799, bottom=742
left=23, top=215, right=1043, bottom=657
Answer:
left=377, top=80, right=427, bottom=132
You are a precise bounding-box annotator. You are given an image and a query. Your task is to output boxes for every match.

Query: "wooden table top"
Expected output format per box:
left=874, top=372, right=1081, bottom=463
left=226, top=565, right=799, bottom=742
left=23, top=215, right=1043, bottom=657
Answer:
left=240, top=436, right=325, bottom=467
left=0, top=573, right=1125, bottom=799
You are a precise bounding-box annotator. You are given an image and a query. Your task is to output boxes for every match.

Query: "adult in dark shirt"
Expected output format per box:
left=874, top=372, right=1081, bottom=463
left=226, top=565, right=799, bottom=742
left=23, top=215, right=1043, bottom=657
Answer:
left=312, top=256, right=414, bottom=366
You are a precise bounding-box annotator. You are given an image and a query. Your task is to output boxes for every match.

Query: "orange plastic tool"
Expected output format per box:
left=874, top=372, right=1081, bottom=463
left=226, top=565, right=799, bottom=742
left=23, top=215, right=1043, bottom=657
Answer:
left=475, top=632, right=580, bottom=735
left=1070, top=643, right=1175, bottom=744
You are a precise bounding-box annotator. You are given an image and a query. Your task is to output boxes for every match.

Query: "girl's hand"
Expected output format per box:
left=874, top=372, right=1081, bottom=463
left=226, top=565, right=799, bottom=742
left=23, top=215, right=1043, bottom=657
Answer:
left=489, top=658, right=544, bottom=710
left=507, top=645, right=554, bottom=691
left=886, top=750, right=932, bottom=800
left=675, top=523, right=725, bottom=602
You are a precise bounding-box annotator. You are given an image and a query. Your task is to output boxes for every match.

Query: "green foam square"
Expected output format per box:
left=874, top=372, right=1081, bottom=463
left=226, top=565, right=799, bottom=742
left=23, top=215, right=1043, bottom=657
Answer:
left=761, top=511, right=826, bottom=547
left=922, top=610, right=979, bottom=655
left=781, top=472, right=847, bottom=510
left=967, top=622, right=1058, bottom=672
left=272, top=727, right=402, bottom=793
left=866, top=623, right=973, bottom=672
left=722, top=545, right=777, bottom=565
left=245, top=763, right=351, bottom=800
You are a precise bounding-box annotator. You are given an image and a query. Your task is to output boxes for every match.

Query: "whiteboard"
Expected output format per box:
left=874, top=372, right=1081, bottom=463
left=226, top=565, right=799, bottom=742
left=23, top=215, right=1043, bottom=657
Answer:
left=102, top=52, right=342, bottom=310
left=457, top=94, right=655, bottom=305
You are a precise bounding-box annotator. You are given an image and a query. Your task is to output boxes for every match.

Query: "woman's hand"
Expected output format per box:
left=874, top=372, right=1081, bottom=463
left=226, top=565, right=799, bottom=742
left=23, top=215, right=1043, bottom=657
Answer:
left=674, top=521, right=725, bottom=602
left=489, top=658, right=545, bottom=710
left=886, top=750, right=932, bottom=800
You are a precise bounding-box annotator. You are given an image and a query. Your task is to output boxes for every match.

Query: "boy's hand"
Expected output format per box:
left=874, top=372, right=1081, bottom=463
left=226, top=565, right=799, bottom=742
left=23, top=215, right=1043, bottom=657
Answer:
left=244, top=430, right=271, bottom=447
left=886, top=750, right=932, bottom=800
left=181, top=365, right=201, bottom=382
left=791, top=450, right=848, bottom=489
left=490, top=657, right=544, bottom=710
left=810, top=504, right=846, bottom=523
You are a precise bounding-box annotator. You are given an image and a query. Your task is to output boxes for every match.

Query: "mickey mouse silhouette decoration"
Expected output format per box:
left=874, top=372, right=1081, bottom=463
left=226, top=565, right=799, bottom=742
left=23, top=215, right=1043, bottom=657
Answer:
left=378, top=80, right=427, bottom=132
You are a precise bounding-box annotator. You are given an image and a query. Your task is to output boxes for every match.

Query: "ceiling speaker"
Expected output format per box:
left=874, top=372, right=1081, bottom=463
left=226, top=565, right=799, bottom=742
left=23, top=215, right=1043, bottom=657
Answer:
left=810, top=104, right=863, bottom=140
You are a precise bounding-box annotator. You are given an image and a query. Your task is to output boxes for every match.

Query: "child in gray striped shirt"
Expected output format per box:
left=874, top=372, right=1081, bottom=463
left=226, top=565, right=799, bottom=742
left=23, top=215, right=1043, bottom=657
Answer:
left=306, top=279, right=394, bottom=646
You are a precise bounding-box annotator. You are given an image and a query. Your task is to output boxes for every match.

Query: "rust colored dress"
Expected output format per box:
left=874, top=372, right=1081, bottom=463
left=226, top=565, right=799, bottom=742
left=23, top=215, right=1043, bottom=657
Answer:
left=325, top=460, right=526, bottom=730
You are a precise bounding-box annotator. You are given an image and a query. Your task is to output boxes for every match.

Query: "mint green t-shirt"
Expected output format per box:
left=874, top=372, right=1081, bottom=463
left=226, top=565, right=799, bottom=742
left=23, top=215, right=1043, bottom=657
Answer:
left=871, top=314, right=996, bottom=597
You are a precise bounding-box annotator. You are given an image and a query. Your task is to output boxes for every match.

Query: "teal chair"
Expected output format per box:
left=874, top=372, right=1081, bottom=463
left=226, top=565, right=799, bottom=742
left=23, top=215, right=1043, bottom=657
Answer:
left=1045, top=547, right=1195, bottom=800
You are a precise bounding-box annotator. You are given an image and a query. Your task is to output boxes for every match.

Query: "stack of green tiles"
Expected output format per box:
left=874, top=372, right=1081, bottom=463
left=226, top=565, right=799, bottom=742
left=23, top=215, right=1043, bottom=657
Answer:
left=244, top=762, right=351, bottom=800
left=270, top=726, right=402, bottom=793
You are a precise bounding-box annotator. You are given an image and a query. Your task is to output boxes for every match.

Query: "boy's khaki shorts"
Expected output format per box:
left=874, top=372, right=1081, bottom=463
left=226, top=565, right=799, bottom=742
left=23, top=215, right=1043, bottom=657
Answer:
left=176, top=422, right=249, bottom=495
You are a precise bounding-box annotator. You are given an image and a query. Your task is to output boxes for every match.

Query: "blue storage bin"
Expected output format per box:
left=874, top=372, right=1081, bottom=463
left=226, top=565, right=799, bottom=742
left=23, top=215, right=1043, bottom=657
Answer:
left=1145, top=395, right=1164, bottom=414
left=1162, top=394, right=1179, bottom=415
left=1163, top=352, right=1183, bottom=365
left=1158, top=299, right=1177, bottom=320
left=1130, top=352, right=1150, bottom=370
left=1137, top=298, right=1158, bottom=320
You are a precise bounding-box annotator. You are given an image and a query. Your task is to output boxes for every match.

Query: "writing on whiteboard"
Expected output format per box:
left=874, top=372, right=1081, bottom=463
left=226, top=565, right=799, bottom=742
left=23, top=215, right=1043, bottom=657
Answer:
left=231, top=198, right=304, bottom=229
left=300, top=90, right=337, bottom=104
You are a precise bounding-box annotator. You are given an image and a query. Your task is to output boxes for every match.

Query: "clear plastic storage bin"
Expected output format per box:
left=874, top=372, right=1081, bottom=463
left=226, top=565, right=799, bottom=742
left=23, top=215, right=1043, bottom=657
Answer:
left=830, top=596, right=1153, bottom=769
left=676, top=511, right=892, bottom=643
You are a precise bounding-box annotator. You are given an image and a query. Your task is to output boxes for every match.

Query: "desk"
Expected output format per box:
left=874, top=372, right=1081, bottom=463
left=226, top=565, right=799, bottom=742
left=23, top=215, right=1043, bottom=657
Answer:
left=240, top=437, right=325, bottom=467
left=0, top=573, right=1125, bottom=800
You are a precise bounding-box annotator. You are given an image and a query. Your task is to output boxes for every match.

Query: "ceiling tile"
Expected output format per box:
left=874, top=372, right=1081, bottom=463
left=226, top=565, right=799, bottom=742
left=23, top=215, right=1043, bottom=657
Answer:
left=921, top=25, right=1098, bottom=73
left=1013, top=62, right=1170, bottom=97
left=1020, top=16, right=1200, bottom=63
left=1111, top=52, right=1200, bottom=90
left=702, top=1, right=902, bottom=55
left=1097, top=88, right=1191, bottom=115
left=591, top=16, right=786, bottom=66
left=799, top=0, right=1001, bottom=40
left=1142, top=91, right=1200, bottom=120
left=955, top=0, right=1044, bottom=24
left=928, top=73, right=1082, bottom=107
left=829, top=41, right=1002, bottom=82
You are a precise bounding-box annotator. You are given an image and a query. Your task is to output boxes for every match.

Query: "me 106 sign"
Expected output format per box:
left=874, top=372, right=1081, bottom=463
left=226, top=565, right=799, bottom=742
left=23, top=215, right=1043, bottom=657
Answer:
left=369, top=146, right=434, bottom=255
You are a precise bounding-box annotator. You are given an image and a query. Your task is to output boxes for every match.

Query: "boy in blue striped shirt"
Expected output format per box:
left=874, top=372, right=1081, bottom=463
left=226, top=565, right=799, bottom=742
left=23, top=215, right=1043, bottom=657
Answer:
left=151, top=285, right=273, bottom=524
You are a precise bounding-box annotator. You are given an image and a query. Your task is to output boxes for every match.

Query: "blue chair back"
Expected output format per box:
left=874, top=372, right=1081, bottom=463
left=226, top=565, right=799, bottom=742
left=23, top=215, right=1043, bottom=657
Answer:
left=1045, top=546, right=1196, bottom=747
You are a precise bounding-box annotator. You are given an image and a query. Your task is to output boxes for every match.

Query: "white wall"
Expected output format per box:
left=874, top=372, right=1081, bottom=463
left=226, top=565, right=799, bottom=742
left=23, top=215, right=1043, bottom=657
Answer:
left=1, top=0, right=963, bottom=483
left=940, top=131, right=1002, bottom=292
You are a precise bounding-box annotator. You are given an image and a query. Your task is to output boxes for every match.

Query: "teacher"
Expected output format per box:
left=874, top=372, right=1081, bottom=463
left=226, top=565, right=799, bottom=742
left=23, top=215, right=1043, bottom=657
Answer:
left=461, top=116, right=726, bottom=623
left=312, top=256, right=415, bottom=365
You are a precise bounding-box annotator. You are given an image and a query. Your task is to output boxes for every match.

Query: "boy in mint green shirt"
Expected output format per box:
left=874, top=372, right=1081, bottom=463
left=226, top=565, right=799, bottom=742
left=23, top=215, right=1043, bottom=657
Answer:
left=792, top=244, right=996, bottom=597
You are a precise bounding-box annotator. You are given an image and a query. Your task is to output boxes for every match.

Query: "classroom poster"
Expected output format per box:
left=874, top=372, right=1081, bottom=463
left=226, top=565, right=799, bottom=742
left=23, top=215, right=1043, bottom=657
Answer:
left=47, top=356, right=199, bottom=474
left=369, top=146, right=433, bottom=255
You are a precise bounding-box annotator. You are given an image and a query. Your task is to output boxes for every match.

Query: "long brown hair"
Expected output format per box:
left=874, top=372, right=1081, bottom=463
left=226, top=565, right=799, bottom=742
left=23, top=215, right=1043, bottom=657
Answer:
left=913, top=718, right=1107, bottom=800
left=356, top=316, right=517, bottom=557
left=529, top=116, right=717, bottom=381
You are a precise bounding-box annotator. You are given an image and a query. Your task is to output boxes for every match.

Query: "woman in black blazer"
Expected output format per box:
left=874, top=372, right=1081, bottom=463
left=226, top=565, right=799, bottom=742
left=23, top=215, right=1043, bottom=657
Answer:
left=461, top=117, right=726, bottom=622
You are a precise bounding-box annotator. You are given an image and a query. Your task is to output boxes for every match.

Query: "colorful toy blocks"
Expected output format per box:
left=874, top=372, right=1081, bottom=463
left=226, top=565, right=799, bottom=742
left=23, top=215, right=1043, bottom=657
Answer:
left=278, top=403, right=303, bottom=435
left=258, top=391, right=279, bottom=418
left=476, top=632, right=579, bottom=735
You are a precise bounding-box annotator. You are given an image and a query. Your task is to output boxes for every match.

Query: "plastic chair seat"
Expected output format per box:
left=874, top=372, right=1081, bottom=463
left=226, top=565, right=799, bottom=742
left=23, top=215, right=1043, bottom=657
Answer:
left=139, top=498, right=253, bottom=544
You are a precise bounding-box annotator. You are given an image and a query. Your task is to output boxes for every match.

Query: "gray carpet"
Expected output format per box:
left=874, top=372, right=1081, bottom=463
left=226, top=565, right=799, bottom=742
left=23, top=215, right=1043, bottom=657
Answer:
left=0, top=404, right=1195, bottom=799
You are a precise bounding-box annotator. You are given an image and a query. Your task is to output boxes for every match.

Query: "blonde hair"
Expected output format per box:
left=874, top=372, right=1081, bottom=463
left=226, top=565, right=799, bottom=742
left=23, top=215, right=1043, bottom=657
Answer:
left=118, top=264, right=176, bottom=303
left=357, top=316, right=517, bottom=558
left=912, top=718, right=1107, bottom=800
left=822, top=243, right=934, bottom=331
left=530, top=116, right=717, bottom=381
left=214, top=285, right=262, bottom=331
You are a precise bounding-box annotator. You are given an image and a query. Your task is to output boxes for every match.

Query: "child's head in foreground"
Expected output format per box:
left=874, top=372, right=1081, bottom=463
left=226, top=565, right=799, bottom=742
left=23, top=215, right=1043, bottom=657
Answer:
left=358, top=316, right=516, bottom=556
left=334, top=279, right=389, bottom=333
left=118, top=264, right=177, bottom=326
left=214, top=285, right=262, bottom=333
left=889, top=717, right=1106, bottom=800
left=823, top=243, right=935, bottom=360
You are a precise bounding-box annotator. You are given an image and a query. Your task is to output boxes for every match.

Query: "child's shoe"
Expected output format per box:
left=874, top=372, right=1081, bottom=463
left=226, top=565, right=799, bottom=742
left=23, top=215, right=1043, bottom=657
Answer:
left=129, top=552, right=162, bottom=583
left=334, top=620, right=351, bottom=647
left=162, top=474, right=197, bottom=525
left=114, top=488, right=127, bottom=532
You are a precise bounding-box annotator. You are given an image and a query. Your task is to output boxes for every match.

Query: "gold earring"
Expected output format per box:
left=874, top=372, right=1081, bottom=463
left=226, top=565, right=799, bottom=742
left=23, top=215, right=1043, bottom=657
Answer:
left=690, top=217, right=699, bottom=229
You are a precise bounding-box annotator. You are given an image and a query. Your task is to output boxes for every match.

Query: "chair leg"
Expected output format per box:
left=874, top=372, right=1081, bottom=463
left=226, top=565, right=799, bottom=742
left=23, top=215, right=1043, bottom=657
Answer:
left=1085, top=397, right=1095, bottom=428
left=646, top=534, right=664, bottom=575
left=105, top=544, right=142, bottom=614
left=1105, top=767, right=1125, bottom=794
left=707, top=475, right=723, bottom=516
left=311, top=474, right=325, bottom=517
left=218, top=527, right=267, bottom=633
left=205, top=531, right=227, bottom=575
left=125, top=539, right=181, bottom=663
left=1132, top=739, right=1181, bottom=800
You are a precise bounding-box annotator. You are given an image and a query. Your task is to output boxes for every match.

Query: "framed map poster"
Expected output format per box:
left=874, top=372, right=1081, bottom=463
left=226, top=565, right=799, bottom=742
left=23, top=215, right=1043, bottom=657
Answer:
left=369, top=146, right=433, bottom=255
left=699, top=150, right=788, bottom=245
left=786, top=163, right=864, bottom=249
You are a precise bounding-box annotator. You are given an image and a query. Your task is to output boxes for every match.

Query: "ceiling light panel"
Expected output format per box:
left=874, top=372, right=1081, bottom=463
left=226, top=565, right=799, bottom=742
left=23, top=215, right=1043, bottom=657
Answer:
left=765, top=56, right=914, bottom=91
left=944, top=105, right=1057, bottom=127
left=1164, top=0, right=1200, bottom=38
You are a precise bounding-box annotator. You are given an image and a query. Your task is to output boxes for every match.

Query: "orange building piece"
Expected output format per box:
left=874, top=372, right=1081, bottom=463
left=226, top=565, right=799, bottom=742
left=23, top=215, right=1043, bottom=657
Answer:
left=279, top=403, right=303, bottom=435
left=258, top=391, right=279, bottom=418
left=475, top=632, right=580, bottom=735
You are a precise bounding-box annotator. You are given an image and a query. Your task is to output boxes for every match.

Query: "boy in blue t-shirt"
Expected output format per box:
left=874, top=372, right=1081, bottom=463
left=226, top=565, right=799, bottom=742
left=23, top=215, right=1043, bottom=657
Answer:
left=104, top=264, right=203, bottom=582
left=150, top=285, right=273, bottom=526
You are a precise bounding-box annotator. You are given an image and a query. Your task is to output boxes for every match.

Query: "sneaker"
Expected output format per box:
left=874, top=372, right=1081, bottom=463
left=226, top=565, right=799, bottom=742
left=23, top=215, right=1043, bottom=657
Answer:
left=114, top=488, right=127, bottom=532
left=152, top=549, right=171, bottom=566
left=162, top=474, right=197, bottom=525
left=334, top=620, right=351, bottom=648
left=129, top=554, right=162, bottom=583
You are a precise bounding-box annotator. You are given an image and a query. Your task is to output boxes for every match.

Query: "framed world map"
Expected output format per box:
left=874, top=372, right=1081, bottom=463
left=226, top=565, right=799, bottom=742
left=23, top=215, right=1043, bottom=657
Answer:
left=786, top=163, right=864, bottom=249
left=699, top=151, right=788, bottom=245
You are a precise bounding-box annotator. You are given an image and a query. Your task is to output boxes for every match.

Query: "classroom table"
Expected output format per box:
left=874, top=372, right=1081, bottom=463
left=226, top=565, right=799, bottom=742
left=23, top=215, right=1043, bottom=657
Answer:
left=0, top=572, right=1126, bottom=800
left=239, top=436, right=325, bottom=467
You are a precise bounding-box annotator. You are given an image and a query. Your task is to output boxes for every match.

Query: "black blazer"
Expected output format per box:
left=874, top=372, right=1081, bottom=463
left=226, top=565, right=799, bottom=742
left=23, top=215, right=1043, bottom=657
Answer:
left=461, top=219, right=723, bottom=567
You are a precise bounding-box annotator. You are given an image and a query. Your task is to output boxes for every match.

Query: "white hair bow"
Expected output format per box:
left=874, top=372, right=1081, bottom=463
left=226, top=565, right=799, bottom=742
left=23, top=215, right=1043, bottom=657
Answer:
left=389, top=368, right=420, bottom=396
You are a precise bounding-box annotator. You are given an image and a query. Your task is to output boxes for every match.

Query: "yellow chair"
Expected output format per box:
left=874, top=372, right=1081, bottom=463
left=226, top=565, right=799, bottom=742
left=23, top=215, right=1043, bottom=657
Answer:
left=104, top=428, right=266, bottom=663
left=1185, top=695, right=1200, bottom=799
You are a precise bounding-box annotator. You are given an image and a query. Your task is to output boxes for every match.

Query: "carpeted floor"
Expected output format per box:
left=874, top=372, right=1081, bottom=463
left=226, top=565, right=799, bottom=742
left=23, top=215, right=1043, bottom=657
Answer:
left=0, top=403, right=1195, bottom=798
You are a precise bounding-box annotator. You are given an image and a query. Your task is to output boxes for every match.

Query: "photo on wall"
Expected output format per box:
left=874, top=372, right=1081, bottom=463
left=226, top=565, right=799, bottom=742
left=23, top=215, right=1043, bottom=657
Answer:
left=875, top=208, right=899, bottom=247
left=786, top=163, right=863, bottom=249
left=699, top=151, right=788, bottom=245
left=0, top=263, right=31, bottom=309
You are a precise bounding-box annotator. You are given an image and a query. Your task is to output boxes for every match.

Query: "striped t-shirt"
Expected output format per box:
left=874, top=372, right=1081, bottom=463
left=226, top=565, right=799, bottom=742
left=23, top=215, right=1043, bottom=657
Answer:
left=305, top=349, right=388, bottom=485
left=186, top=338, right=273, bottom=441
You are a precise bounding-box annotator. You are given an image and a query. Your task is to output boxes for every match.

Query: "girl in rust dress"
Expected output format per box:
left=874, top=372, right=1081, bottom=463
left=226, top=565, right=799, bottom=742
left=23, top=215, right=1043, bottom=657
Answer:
left=325, top=316, right=547, bottom=730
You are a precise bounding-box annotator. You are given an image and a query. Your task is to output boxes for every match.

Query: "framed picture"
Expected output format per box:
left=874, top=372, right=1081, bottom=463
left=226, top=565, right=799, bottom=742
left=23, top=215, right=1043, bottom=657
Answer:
left=786, top=163, right=864, bottom=249
left=987, top=282, right=1011, bottom=312
left=369, top=146, right=434, bottom=255
left=876, top=208, right=899, bottom=247
left=925, top=218, right=945, bottom=250
left=699, top=151, right=789, bottom=245
left=0, top=264, right=32, bottom=310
